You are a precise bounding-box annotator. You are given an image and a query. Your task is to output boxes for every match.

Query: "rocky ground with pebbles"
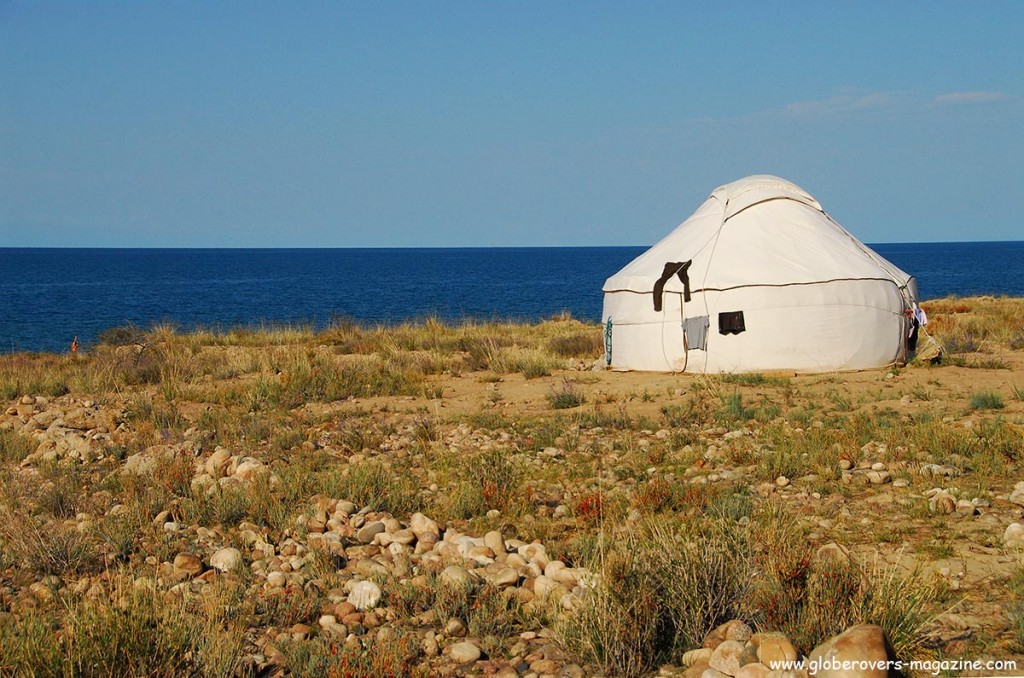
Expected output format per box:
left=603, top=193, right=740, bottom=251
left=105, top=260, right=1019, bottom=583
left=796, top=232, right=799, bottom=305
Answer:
left=1, top=297, right=1023, bottom=676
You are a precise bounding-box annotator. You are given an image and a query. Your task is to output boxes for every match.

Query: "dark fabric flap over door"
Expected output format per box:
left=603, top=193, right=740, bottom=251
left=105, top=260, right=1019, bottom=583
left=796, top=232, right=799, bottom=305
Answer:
left=652, top=261, right=692, bottom=312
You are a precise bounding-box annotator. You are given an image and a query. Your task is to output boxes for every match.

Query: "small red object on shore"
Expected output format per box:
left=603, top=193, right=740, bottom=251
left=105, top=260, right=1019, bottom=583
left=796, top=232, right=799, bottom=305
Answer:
left=71, top=336, right=79, bottom=354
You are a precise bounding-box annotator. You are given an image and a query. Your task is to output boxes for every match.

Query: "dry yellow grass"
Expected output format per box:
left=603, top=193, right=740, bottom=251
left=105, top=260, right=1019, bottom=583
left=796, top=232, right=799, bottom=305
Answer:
left=0, top=297, right=1021, bottom=675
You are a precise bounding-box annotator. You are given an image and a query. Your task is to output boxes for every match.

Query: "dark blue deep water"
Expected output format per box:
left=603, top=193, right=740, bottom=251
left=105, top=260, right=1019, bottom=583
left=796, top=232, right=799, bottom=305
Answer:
left=1, top=243, right=1022, bottom=354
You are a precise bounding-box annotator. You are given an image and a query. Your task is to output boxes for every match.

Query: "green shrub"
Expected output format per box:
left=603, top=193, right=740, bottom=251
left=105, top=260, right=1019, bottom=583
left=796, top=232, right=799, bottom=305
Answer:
left=717, top=391, right=755, bottom=424
left=944, top=332, right=982, bottom=354
left=716, top=373, right=790, bottom=387
left=209, top=484, right=250, bottom=527
left=95, top=513, right=139, bottom=563
left=969, top=390, right=1004, bottom=410
left=68, top=593, right=198, bottom=676
left=756, top=446, right=808, bottom=482
left=432, top=447, right=524, bottom=521
left=334, top=461, right=423, bottom=516
left=277, top=352, right=424, bottom=404
left=547, top=380, right=586, bottom=410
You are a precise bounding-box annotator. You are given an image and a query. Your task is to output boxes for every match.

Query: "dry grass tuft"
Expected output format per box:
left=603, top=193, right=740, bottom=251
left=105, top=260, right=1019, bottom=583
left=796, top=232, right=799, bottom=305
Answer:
left=558, top=517, right=749, bottom=678
left=748, top=503, right=941, bottom=659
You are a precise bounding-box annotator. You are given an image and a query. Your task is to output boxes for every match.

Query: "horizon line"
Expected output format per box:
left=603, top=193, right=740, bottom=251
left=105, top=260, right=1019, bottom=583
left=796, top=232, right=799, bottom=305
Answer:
left=2, top=239, right=1022, bottom=251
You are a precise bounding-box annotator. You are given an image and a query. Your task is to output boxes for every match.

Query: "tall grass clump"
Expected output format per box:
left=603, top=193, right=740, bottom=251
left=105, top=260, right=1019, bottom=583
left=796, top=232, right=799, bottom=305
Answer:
left=547, top=379, right=586, bottom=410
left=278, top=629, right=427, bottom=678
left=660, top=393, right=716, bottom=430
left=0, top=430, right=36, bottom=463
left=237, top=349, right=427, bottom=409
left=548, top=332, right=604, bottom=359
left=1006, top=563, right=1024, bottom=653
left=474, top=447, right=524, bottom=515
left=969, top=390, right=1004, bottom=411
left=474, top=341, right=561, bottom=378
left=857, top=556, right=942, bottom=663
left=755, top=443, right=809, bottom=482
left=749, top=503, right=939, bottom=660
left=0, top=354, right=73, bottom=399
left=1010, top=602, right=1024, bottom=654
left=36, top=467, right=85, bottom=519
left=64, top=592, right=199, bottom=676
left=0, top=510, right=100, bottom=576
left=331, top=460, right=423, bottom=516
left=558, top=517, right=749, bottom=678
left=749, top=504, right=851, bottom=653
left=717, top=391, right=755, bottom=424
left=715, top=373, right=790, bottom=388
left=281, top=351, right=424, bottom=404
left=435, top=447, right=525, bottom=521
left=0, top=585, right=207, bottom=676
left=926, top=296, right=1024, bottom=352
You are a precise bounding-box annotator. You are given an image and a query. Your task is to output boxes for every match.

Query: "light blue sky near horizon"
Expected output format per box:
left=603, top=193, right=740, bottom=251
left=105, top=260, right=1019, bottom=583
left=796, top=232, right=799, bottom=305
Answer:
left=2, top=2, right=1022, bottom=248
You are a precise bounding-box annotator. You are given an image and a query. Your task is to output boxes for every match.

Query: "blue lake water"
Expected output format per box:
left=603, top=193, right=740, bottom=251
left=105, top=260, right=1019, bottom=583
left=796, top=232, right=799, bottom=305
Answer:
left=1, top=242, right=1022, bottom=354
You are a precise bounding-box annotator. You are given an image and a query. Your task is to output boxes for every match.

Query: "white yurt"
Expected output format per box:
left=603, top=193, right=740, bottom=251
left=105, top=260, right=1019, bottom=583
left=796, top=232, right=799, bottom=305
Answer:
left=601, top=175, right=920, bottom=373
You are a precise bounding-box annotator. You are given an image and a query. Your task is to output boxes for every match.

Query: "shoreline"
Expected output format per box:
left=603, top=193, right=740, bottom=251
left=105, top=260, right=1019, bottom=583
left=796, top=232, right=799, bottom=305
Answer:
left=3, top=293, right=1023, bottom=360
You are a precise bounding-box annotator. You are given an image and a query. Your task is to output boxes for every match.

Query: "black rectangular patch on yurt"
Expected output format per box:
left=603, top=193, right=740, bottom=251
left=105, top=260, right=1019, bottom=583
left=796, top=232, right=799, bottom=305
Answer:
left=718, top=311, right=745, bottom=335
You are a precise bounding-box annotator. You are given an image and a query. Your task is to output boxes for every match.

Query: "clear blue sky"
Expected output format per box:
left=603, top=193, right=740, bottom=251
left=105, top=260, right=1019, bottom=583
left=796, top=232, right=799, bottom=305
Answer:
left=2, top=2, right=1022, bottom=247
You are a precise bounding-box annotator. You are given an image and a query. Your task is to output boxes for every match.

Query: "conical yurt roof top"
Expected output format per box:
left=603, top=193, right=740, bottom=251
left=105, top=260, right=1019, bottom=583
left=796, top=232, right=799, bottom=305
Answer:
left=603, top=174, right=914, bottom=297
